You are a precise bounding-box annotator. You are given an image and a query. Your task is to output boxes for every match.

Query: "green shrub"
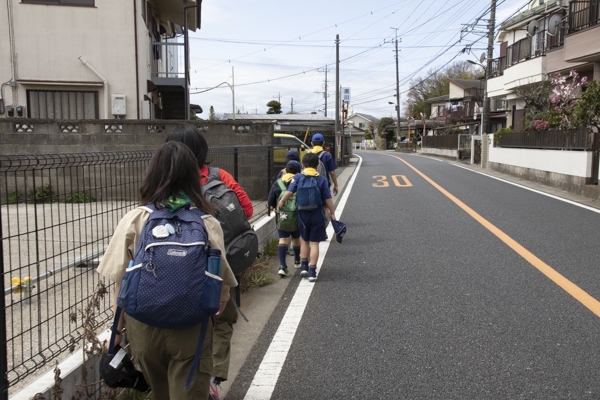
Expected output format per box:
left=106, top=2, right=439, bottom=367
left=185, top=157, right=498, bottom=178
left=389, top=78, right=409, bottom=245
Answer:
left=5, top=190, right=23, bottom=204
left=493, top=127, right=514, bottom=145
left=65, top=191, right=96, bottom=203
left=28, top=185, right=55, bottom=204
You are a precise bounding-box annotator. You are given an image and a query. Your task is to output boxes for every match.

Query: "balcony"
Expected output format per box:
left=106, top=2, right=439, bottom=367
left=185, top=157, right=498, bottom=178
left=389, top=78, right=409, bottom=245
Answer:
left=569, top=0, right=600, bottom=32
left=150, top=41, right=187, bottom=119
left=564, top=0, right=600, bottom=62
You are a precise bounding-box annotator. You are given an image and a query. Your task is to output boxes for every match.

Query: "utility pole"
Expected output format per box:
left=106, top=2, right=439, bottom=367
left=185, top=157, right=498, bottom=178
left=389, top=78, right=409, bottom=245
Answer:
left=392, top=27, right=402, bottom=144
left=317, top=66, right=329, bottom=117
left=483, top=0, right=496, bottom=136
left=335, top=34, right=340, bottom=163
left=290, top=97, right=294, bottom=113
left=273, top=92, right=281, bottom=104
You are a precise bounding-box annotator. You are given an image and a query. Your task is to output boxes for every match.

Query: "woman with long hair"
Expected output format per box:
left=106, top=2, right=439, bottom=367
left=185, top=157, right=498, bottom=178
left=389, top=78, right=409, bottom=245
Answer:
left=98, top=141, right=237, bottom=399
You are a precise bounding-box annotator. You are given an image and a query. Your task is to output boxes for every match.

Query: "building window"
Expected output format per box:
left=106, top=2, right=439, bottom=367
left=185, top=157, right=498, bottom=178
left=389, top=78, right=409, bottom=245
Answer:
left=22, top=0, right=94, bottom=6
left=358, top=122, right=365, bottom=128
left=27, top=90, right=98, bottom=119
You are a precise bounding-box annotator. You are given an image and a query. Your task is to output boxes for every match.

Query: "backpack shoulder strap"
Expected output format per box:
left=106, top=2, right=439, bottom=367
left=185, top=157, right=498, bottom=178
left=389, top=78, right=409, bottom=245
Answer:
left=276, top=179, right=287, bottom=191
left=207, top=167, right=221, bottom=183
left=317, top=151, right=325, bottom=159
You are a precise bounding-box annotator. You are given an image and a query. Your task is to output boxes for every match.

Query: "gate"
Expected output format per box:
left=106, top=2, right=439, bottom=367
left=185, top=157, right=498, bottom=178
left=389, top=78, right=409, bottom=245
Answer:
left=474, top=138, right=482, bottom=164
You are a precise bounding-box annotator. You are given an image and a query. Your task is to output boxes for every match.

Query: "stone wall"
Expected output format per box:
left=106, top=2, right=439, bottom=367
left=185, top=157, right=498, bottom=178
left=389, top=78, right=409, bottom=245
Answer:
left=0, top=119, right=274, bottom=154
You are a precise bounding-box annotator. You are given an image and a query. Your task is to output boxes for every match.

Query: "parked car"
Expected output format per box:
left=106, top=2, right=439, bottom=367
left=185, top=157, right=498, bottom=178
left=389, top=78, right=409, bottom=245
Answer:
left=273, top=133, right=311, bottom=164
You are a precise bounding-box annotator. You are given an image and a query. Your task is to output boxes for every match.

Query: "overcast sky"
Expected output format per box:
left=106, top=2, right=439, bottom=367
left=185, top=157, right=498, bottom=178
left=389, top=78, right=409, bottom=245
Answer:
left=188, top=0, right=526, bottom=120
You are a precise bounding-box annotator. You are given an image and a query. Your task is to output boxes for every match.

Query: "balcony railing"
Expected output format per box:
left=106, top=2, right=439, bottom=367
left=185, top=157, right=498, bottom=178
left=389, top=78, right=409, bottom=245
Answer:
left=488, top=30, right=548, bottom=77
left=151, top=41, right=185, bottom=80
left=569, top=0, right=600, bottom=32
left=489, top=56, right=506, bottom=77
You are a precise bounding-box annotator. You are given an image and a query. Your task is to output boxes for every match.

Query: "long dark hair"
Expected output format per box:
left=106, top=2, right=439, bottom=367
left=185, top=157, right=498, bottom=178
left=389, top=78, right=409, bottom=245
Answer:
left=165, top=125, right=210, bottom=167
left=140, top=141, right=216, bottom=214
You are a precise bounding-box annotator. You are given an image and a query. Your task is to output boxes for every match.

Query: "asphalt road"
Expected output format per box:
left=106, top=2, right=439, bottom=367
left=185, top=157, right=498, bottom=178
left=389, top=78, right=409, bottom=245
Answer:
left=227, top=150, right=600, bottom=400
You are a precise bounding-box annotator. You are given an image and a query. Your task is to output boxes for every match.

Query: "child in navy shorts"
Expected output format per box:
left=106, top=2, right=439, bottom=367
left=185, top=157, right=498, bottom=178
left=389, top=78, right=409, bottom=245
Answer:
left=268, top=160, right=303, bottom=276
left=278, top=153, right=337, bottom=282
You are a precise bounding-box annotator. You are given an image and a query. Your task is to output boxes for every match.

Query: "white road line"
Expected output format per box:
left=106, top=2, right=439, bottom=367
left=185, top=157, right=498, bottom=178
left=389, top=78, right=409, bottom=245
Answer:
left=453, top=163, right=600, bottom=213
left=244, top=156, right=363, bottom=400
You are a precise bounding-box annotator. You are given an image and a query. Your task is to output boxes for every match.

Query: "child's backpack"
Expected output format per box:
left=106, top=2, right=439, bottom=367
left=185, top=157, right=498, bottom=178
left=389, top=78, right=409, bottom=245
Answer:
left=116, top=203, right=222, bottom=389
left=295, top=174, right=321, bottom=211
left=203, top=167, right=258, bottom=275
left=316, top=151, right=328, bottom=182
left=276, top=179, right=298, bottom=232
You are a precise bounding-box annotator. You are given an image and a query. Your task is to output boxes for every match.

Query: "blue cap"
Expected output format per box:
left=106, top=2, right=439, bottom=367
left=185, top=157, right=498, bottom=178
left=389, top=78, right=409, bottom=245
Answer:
left=312, top=133, right=324, bottom=143
left=331, top=220, right=346, bottom=244
left=285, top=160, right=302, bottom=174
left=286, top=149, right=300, bottom=162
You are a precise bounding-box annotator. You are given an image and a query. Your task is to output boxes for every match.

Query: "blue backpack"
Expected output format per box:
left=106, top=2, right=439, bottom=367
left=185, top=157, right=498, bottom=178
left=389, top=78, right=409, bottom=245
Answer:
left=295, top=175, right=321, bottom=211
left=116, top=203, right=222, bottom=389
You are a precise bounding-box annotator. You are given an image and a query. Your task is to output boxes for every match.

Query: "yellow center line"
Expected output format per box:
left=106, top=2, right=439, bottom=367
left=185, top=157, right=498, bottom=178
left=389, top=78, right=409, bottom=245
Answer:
left=387, top=153, right=600, bottom=318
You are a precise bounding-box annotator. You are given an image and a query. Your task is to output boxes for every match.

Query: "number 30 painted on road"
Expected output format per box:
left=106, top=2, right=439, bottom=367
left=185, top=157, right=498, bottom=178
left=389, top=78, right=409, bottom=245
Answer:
left=372, top=175, right=412, bottom=187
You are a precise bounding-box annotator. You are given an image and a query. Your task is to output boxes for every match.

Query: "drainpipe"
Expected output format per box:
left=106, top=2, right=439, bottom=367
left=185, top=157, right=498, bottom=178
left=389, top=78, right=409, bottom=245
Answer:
left=133, top=0, right=140, bottom=119
left=78, top=56, right=109, bottom=119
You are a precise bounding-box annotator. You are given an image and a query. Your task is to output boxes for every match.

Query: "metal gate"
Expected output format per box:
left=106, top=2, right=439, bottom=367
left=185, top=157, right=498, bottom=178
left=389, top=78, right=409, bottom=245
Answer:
left=474, top=138, right=482, bottom=164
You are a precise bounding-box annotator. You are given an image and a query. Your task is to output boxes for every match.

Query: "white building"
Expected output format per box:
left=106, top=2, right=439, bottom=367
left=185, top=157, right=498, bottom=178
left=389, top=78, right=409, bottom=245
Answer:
left=0, top=0, right=200, bottom=120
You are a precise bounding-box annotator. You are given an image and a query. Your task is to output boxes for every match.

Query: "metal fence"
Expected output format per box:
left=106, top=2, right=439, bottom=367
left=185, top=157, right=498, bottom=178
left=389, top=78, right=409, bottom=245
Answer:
left=422, top=134, right=470, bottom=149
left=495, top=129, right=593, bottom=150
left=0, top=145, right=274, bottom=395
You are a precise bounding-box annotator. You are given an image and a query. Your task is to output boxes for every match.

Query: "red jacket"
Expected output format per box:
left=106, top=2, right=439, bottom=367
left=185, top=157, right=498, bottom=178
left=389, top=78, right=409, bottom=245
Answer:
left=199, top=165, right=254, bottom=219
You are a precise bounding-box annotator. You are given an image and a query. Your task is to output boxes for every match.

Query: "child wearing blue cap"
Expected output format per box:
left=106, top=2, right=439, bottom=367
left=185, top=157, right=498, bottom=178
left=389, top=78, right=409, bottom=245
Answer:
left=278, top=153, right=337, bottom=282
left=268, top=160, right=303, bottom=276
left=276, top=149, right=300, bottom=179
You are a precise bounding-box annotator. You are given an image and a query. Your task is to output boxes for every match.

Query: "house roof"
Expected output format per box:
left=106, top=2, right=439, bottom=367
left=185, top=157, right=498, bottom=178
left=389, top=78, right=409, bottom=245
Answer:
left=449, top=79, right=482, bottom=89
left=499, top=0, right=560, bottom=30
left=426, top=94, right=450, bottom=103
left=348, top=113, right=379, bottom=122
left=222, top=113, right=334, bottom=122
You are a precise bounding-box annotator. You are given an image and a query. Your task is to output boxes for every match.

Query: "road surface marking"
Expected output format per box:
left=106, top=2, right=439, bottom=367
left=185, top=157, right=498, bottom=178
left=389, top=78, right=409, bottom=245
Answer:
left=244, top=155, right=363, bottom=400
left=387, top=153, right=600, bottom=318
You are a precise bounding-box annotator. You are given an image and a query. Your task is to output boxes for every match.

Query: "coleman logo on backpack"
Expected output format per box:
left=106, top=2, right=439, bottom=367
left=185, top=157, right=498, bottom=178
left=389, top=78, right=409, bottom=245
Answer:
left=117, top=204, right=222, bottom=328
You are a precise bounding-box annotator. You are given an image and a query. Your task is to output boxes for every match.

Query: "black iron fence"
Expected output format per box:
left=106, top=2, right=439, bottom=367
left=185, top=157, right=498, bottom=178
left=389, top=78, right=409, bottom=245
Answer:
left=0, top=145, right=275, bottom=395
left=495, top=129, right=593, bottom=150
left=422, top=134, right=470, bottom=149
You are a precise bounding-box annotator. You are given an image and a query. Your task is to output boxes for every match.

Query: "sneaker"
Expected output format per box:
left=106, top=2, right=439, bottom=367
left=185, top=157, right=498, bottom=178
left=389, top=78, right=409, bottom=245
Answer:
left=294, top=259, right=301, bottom=269
left=307, top=267, right=317, bottom=282
left=300, top=264, right=309, bottom=277
left=209, top=380, right=221, bottom=400
left=278, top=266, right=290, bottom=277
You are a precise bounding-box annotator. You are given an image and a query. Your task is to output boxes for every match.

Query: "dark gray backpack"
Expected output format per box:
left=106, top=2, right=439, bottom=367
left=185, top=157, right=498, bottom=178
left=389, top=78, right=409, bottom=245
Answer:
left=203, top=167, right=258, bottom=275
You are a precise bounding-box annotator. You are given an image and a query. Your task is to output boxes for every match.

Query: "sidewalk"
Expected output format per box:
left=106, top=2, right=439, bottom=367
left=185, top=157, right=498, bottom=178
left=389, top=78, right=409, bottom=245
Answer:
left=218, top=157, right=359, bottom=399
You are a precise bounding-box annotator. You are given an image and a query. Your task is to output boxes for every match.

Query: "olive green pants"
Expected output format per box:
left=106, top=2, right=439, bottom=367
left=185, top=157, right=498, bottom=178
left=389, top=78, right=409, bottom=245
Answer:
left=125, top=314, right=213, bottom=400
left=212, top=291, right=238, bottom=381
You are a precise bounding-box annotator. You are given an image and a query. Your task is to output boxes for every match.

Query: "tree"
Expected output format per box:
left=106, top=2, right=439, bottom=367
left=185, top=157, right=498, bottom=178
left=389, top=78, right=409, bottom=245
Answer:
left=266, top=100, right=282, bottom=114
left=363, top=129, right=373, bottom=140
left=405, top=61, right=479, bottom=118
left=574, top=80, right=600, bottom=131
left=209, top=106, right=216, bottom=121
left=550, top=70, right=587, bottom=129
left=378, top=117, right=395, bottom=141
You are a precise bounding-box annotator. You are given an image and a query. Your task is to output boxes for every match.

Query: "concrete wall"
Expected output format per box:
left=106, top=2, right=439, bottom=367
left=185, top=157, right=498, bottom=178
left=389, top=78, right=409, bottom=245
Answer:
left=488, top=134, right=594, bottom=196
left=0, top=119, right=273, bottom=153
left=421, top=147, right=458, bottom=159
